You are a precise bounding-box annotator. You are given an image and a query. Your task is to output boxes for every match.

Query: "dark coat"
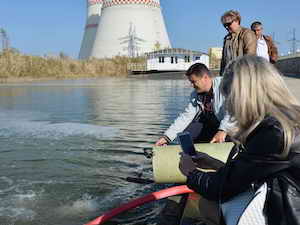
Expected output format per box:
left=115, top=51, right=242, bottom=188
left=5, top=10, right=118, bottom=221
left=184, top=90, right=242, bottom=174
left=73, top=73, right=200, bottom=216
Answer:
left=187, top=116, right=300, bottom=225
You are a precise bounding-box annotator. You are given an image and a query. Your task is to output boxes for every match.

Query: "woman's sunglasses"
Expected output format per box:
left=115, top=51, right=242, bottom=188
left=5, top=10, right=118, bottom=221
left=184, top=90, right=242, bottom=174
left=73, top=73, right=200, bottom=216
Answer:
left=223, top=21, right=233, bottom=28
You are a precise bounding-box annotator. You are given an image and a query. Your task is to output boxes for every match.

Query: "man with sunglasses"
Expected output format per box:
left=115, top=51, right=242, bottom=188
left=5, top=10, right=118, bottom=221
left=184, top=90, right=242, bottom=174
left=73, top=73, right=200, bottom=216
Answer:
left=220, top=10, right=257, bottom=75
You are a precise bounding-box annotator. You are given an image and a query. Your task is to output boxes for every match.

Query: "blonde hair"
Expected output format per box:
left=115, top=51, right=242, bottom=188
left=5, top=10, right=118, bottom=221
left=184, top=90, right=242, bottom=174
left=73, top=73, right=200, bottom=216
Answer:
left=221, top=56, right=300, bottom=157
left=221, top=10, right=241, bottom=25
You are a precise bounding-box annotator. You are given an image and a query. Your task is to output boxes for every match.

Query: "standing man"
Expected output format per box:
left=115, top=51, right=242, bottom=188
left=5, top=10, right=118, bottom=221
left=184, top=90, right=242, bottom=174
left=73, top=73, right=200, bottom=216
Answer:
left=155, top=63, right=234, bottom=146
left=251, top=21, right=278, bottom=64
left=220, top=10, right=257, bottom=75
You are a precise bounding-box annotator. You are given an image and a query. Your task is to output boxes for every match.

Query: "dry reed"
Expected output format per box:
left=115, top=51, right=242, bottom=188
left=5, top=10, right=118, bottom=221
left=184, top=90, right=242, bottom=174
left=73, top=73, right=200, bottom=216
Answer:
left=0, top=49, right=146, bottom=82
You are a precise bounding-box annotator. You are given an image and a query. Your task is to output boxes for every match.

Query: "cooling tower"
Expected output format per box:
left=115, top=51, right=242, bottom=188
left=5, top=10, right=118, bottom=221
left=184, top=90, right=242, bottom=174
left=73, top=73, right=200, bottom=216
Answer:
left=90, top=0, right=171, bottom=58
left=79, top=0, right=103, bottom=59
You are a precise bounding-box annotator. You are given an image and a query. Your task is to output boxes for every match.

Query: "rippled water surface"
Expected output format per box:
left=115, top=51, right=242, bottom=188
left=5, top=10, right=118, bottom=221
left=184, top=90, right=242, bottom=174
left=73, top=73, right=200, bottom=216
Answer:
left=0, top=76, right=190, bottom=225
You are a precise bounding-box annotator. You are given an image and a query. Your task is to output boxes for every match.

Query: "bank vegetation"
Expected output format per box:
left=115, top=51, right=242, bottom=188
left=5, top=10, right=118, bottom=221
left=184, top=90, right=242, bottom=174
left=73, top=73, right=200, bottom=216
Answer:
left=0, top=49, right=146, bottom=82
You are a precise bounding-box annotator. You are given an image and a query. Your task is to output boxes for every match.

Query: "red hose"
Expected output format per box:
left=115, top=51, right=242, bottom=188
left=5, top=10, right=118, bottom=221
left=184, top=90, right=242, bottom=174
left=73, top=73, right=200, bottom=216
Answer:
left=84, top=185, right=194, bottom=225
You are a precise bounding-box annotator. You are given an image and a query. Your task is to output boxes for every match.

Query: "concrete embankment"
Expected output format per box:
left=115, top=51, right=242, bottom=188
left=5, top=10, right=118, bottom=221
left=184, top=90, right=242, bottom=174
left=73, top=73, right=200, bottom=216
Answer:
left=284, top=76, right=300, bottom=101
left=276, top=53, right=300, bottom=75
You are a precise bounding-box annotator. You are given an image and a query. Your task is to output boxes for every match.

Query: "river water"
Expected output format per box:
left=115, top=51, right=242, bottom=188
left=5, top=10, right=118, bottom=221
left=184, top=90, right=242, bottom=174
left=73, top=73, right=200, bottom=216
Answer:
left=0, top=75, right=191, bottom=225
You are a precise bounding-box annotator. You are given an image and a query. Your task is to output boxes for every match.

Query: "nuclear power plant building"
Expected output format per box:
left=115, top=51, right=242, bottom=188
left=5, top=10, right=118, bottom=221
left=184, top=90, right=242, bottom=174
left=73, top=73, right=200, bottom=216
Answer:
left=79, top=0, right=103, bottom=59
left=79, top=0, right=171, bottom=59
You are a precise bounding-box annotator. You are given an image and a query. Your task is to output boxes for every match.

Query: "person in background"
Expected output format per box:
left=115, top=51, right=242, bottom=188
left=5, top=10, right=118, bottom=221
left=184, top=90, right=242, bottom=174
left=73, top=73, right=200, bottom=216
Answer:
left=220, top=10, right=257, bottom=75
left=251, top=21, right=278, bottom=63
left=155, top=63, right=234, bottom=146
left=179, top=55, right=300, bottom=225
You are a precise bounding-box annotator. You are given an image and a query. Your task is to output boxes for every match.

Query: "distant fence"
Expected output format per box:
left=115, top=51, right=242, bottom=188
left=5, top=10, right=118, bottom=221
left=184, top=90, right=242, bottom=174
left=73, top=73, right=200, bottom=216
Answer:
left=278, top=53, right=300, bottom=60
left=127, top=63, right=147, bottom=72
left=277, top=53, right=300, bottom=75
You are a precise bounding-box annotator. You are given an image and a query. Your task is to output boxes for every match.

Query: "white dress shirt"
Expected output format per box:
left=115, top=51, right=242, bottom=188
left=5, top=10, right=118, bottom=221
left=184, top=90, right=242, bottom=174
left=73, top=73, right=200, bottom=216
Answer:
left=256, top=37, right=269, bottom=61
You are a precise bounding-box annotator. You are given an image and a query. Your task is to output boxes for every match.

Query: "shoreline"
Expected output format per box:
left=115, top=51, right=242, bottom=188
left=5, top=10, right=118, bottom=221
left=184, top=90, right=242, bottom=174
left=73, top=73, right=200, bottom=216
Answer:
left=0, top=69, right=219, bottom=84
left=1, top=71, right=299, bottom=84
left=0, top=76, right=63, bottom=84
left=0, top=74, right=128, bottom=84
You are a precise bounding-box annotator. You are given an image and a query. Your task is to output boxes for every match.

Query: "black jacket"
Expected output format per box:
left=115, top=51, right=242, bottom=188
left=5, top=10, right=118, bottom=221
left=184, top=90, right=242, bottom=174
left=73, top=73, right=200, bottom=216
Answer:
left=187, top=116, right=300, bottom=224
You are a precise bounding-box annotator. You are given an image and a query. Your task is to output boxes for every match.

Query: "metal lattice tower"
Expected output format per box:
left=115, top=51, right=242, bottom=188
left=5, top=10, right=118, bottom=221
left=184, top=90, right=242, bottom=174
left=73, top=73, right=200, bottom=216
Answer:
left=119, top=23, right=145, bottom=58
left=288, top=28, right=300, bottom=54
left=271, top=32, right=280, bottom=46
left=0, top=28, right=10, bottom=51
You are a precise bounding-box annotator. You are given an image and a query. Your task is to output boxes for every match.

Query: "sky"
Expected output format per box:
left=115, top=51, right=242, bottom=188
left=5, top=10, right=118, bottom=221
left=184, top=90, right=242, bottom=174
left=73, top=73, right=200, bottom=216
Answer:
left=1, top=0, right=300, bottom=58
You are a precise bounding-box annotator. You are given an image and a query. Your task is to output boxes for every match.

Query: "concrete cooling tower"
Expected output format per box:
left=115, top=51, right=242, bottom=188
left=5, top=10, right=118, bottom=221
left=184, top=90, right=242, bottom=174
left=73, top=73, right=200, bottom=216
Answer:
left=79, top=0, right=103, bottom=59
left=90, top=0, right=171, bottom=59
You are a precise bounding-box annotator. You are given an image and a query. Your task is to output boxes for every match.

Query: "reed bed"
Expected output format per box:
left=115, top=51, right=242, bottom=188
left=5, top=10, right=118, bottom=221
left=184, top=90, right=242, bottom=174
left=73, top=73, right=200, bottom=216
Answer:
left=0, top=49, right=145, bottom=82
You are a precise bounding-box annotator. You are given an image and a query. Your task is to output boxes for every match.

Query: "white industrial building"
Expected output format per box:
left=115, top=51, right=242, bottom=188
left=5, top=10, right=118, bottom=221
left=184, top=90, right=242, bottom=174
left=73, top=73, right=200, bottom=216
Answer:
left=145, top=48, right=209, bottom=71
left=88, top=0, right=171, bottom=59
left=79, top=0, right=103, bottom=59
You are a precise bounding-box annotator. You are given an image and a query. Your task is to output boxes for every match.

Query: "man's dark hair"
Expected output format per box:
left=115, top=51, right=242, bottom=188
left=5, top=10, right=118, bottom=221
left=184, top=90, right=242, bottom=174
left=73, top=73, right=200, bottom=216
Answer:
left=251, top=21, right=262, bottom=31
left=186, top=63, right=212, bottom=77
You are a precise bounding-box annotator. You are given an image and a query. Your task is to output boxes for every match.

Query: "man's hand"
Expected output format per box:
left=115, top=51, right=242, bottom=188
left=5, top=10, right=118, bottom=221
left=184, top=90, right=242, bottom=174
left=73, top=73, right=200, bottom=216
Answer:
left=210, top=130, right=227, bottom=143
left=179, top=153, right=197, bottom=176
left=155, top=137, right=168, bottom=146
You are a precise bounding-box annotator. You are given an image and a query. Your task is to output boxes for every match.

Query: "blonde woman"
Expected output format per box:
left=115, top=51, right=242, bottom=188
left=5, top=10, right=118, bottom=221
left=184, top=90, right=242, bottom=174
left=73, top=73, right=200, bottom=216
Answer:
left=179, top=56, right=300, bottom=225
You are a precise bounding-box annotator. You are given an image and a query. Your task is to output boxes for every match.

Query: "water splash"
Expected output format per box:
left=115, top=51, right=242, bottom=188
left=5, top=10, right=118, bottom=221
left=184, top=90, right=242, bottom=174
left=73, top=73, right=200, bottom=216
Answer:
left=0, top=189, right=39, bottom=221
left=0, top=176, right=15, bottom=194
left=55, top=193, right=100, bottom=217
left=0, top=111, right=119, bottom=139
left=0, top=207, right=36, bottom=221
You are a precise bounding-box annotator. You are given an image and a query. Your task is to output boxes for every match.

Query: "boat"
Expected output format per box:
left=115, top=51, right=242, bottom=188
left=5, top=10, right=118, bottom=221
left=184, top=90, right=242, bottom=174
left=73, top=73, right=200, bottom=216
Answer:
left=84, top=143, right=234, bottom=225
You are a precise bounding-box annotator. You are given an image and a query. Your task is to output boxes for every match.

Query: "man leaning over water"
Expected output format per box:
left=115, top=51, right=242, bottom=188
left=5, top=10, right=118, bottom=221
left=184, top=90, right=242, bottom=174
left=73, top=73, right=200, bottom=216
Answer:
left=155, top=63, right=234, bottom=146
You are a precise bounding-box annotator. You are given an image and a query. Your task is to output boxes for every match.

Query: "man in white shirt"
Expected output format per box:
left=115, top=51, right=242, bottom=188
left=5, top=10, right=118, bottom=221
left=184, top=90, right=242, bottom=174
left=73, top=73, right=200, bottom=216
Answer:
left=155, top=63, right=235, bottom=146
left=251, top=21, right=278, bottom=63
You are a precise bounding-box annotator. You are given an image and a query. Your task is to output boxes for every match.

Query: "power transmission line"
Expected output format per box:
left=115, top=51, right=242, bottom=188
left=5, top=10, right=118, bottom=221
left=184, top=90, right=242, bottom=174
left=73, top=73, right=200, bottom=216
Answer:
left=288, top=28, right=300, bottom=54
left=119, top=23, right=145, bottom=58
left=271, top=32, right=280, bottom=45
left=0, top=28, right=10, bottom=51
